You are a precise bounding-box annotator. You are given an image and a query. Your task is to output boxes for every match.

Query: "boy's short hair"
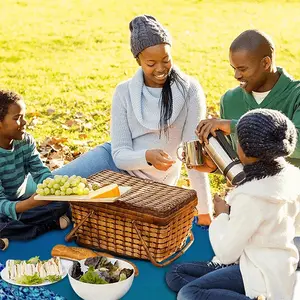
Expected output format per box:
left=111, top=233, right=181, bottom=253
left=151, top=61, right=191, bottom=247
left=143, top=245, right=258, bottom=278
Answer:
left=0, top=90, right=23, bottom=121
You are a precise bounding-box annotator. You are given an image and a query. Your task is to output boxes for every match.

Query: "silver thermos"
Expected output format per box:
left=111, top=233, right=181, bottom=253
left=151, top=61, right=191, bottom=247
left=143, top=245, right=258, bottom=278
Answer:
left=204, top=131, right=245, bottom=185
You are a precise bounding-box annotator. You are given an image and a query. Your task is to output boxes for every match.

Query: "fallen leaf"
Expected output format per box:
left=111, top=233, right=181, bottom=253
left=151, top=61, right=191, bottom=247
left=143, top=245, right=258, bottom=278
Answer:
left=49, top=159, right=65, bottom=170
left=79, top=133, right=88, bottom=139
left=74, top=112, right=84, bottom=118
left=27, top=117, right=39, bottom=129
left=83, top=122, right=93, bottom=130
left=65, top=119, right=76, bottom=127
left=47, top=108, right=55, bottom=115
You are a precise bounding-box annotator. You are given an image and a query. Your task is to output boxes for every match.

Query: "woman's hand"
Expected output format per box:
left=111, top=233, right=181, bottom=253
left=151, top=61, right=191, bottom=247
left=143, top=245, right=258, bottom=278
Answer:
left=213, top=194, right=230, bottom=217
left=146, top=149, right=176, bottom=171
left=196, top=118, right=231, bottom=145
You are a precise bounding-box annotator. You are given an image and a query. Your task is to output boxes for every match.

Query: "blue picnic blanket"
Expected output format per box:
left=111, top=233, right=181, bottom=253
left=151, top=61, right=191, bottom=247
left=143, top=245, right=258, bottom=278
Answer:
left=0, top=224, right=213, bottom=300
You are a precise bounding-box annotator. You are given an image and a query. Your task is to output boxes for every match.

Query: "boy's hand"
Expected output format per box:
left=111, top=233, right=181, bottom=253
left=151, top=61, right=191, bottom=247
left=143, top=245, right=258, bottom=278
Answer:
left=146, top=149, right=176, bottom=171
left=213, top=194, right=230, bottom=217
left=196, top=118, right=231, bottom=145
left=16, top=194, right=51, bottom=213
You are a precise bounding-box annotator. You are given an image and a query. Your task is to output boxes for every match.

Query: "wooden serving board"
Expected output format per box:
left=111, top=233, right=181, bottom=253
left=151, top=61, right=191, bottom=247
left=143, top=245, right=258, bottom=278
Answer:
left=34, top=186, right=131, bottom=203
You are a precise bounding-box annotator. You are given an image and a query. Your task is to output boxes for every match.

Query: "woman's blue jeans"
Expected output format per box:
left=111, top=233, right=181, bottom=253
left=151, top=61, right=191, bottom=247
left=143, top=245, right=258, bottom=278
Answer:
left=53, top=142, right=125, bottom=177
left=166, top=261, right=254, bottom=300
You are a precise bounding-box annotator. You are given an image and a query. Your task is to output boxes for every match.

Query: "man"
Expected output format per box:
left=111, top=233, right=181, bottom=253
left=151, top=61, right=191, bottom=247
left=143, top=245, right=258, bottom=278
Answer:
left=197, top=29, right=300, bottom=167
left=196, top=29, right=300, bottom=268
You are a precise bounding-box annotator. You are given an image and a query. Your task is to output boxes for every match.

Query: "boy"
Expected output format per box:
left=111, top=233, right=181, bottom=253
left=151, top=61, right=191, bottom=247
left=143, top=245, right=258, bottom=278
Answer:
left=0, top=90, right=69, bottom=246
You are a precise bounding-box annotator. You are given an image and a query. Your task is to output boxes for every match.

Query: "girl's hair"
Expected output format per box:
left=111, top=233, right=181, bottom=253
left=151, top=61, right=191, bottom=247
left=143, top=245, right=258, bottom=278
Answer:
left=0, top=90, right=22, bottom=121
left=159, top=68, right=187, bottom=137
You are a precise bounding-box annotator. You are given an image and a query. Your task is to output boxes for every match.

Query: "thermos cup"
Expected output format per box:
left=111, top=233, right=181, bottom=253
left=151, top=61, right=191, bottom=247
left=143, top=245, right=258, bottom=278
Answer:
left=177, top=140, right=203, bottom=167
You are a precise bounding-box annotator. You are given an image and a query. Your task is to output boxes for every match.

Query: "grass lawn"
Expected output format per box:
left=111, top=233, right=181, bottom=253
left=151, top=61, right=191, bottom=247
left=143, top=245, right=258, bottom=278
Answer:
left=1, top=0, right=300, bottom=190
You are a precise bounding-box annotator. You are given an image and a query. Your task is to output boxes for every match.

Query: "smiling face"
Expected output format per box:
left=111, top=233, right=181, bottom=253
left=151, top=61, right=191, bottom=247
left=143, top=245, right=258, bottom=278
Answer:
left=0, top=100, right=27, bottom=148
left=137, top=44, right=172, bottom=87
left=229, top=49, right=271, bottom=93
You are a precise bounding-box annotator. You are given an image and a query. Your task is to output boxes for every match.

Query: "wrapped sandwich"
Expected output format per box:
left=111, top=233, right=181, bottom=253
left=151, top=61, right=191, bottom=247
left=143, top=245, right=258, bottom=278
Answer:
left=6, top=256, right=63, bottom=285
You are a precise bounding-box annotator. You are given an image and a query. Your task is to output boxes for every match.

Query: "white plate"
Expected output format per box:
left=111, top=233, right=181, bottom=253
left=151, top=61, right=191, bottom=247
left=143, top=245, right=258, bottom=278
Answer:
left=0, top=259, right=73, bottom=287
left=34, top=186, right=131, bottom=203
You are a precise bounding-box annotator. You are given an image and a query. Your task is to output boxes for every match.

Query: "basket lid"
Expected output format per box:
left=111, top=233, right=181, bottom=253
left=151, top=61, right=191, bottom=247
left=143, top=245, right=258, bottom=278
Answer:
left=88, top=170, right=197, bottom=219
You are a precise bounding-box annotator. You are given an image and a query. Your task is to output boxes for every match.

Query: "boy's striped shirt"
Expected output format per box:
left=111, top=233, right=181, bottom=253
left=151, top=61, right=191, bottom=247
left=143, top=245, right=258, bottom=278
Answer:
left=0, top=133, right=51, bottom=219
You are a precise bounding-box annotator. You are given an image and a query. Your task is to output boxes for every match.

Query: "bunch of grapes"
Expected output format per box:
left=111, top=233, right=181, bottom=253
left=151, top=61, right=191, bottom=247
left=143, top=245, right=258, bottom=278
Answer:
left=36, top=175, right=90, bottom=196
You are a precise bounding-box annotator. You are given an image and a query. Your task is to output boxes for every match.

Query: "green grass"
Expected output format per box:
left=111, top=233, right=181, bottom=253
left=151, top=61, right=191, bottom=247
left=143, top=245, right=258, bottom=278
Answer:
left=1, top=0, right=300, bottom=191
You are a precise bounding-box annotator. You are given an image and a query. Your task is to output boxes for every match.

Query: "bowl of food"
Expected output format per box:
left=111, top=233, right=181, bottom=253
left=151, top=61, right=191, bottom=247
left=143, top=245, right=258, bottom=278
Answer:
left=68, top=256, right=134, bottom=300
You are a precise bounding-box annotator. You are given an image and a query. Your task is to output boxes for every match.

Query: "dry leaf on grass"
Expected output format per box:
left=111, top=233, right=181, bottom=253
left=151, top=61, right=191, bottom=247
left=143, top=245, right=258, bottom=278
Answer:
left=37, top=136, right=86, bottom=171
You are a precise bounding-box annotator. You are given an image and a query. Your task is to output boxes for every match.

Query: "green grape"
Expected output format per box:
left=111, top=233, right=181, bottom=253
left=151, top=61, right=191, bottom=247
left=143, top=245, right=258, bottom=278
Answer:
left=78, top=182, right=85, bottom=189
left=71, top=181, right=78, bottom=187
left=55, top=190, right=61, bottom=196
left=41, top=183, right=47, bottom=189
left=48, top=182, right=54, bottom=188
left=69, top=175, right=76, bottom=181
left=53, top=183, right=60, bottom=190
left=64, top=182, right=70, bottom=188
left=43, top=178, right=51, bottom=185
left=80, top=178, right=88, bottom=185
left=63, top=175, right=69, bottom=181
left=60, top=186, right=66, bottom=192
left=60, top=191, right=66, bottom=196
left=54, top=175, right=62, bottom=182
left=44, top=188, right=50, bottom=195
left=36, top=188, right=44, bottom=195
left=72, top=187, right=78, bottom=194
left=37, top=184, right=43, bottom=189
left=50, top=188, right=55, bottom=194
left=83, top=188, right=89, bottom=195
left=92, top=183, right=100, bottom=191
left=66, top=188, right=72, bottom=195
left=77, top=189, right=84, bottom=195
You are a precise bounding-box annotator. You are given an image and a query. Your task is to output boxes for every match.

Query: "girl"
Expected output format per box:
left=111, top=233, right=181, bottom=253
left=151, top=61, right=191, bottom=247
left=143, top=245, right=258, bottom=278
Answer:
left=166, top=108, right=300, bottom=300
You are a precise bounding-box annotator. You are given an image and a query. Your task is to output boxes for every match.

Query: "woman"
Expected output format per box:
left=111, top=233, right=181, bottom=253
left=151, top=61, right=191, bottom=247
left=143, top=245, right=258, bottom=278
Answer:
left=54, top=15, right=212, bottom=225
left=166, top=109, right=300, bottom=300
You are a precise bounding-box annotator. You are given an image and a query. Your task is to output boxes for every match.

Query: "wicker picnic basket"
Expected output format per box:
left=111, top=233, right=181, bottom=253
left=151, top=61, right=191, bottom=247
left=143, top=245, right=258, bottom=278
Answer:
left=65, top=170, right=197, bottom=267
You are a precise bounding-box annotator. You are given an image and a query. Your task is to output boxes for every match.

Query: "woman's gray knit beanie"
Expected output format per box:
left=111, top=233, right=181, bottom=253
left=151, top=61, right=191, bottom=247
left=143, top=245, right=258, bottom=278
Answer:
left=129, top=15, right=171, bottom=58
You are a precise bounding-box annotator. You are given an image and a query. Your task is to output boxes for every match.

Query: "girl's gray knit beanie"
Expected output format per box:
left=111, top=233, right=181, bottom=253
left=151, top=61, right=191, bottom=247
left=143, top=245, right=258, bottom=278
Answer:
left=237, top=108, right=297, bottom=160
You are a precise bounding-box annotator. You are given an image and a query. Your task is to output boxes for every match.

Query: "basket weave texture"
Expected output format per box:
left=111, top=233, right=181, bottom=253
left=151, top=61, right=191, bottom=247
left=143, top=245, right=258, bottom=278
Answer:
left=69, top=170, right=197, bottom=263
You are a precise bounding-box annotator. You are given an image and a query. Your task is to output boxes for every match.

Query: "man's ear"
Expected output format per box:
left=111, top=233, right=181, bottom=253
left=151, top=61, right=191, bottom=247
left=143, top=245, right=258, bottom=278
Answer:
left=136, top=58, right=141, bottom=66
left=262, top=56, right=272, bottom=70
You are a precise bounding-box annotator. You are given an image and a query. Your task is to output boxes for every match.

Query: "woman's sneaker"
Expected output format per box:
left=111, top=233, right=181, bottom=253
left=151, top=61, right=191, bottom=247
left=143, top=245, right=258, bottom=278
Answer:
left=59, top=214, right=71, bottom=229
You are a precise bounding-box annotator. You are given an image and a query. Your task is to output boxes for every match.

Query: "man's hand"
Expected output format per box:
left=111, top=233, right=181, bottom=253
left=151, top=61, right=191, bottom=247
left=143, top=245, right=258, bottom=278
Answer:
left=191, top=150, right=218, bottom=173
left=213, top=194, right=230, bottom=217
left=196, top=118, right=231, bottom=145
left=146, top=149, right=176, bottom=171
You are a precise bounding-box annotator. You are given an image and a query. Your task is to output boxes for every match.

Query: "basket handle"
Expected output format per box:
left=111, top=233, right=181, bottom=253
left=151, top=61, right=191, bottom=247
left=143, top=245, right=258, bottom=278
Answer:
left=132, top=221, right=194, bottom=267
left=65, top=210, right=94, bottom=242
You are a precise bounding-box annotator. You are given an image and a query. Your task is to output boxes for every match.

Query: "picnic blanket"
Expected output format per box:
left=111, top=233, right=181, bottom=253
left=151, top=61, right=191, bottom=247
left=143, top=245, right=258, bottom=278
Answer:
left=0, top=224, right=213, bottom=300
left=1, top=225, right=299, bottom=299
